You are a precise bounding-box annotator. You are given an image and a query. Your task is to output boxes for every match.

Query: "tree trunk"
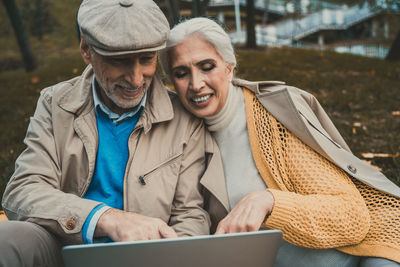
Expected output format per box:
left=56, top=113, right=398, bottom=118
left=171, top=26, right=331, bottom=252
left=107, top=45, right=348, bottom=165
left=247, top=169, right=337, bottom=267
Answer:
left=192, top=0, right=200, bottom=17
left=386, top=30, right=400, bottom=61
left=246, top=0, right=256, bottom=49
left=166, top=0, right=180, bottom=27
left=192, top=0, right=210, bottom=17
left=200, top=0, right=210, bottom=16
left=2, top=0, right=36, bottom=72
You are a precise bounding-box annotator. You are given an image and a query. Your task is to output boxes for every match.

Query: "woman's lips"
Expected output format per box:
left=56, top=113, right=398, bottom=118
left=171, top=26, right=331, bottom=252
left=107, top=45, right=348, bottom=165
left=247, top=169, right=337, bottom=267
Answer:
left=191, top=94, right=212, bottom=104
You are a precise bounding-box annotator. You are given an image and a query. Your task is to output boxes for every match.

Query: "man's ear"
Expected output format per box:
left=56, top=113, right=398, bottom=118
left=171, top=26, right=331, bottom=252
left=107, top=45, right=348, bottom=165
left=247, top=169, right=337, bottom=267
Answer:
left=80, top=38, right=91, bottom=65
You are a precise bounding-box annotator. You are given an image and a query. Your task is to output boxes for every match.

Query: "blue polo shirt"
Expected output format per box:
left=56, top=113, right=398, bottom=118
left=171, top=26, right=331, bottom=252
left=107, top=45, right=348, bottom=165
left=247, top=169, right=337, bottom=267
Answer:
left=81, top=78, right=146, bottom=243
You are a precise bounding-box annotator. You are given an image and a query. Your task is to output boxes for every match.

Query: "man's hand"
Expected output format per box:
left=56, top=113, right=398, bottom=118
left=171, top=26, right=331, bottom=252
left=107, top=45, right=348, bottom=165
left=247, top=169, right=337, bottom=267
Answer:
left=215, top=190, right=275, bottom=235
left=95, top=208, right=178, bottom=242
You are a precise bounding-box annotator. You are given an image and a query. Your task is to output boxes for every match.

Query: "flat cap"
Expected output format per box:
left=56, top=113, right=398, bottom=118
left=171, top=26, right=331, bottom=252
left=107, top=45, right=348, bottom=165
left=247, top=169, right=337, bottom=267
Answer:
left=78, top=0, right=170, bottom=56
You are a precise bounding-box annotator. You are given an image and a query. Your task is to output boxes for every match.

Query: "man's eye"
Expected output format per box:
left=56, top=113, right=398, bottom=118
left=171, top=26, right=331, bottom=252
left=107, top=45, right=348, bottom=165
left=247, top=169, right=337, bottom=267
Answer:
left=140, top=56, right=155, bottom=63
left=108, top=58, right=127, bottom=65
left=174, top=70, right=187, bottom=79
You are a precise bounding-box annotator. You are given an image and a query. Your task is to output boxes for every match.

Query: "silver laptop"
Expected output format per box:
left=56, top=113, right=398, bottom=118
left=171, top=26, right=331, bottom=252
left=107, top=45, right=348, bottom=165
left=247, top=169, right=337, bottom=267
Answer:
left=62, top=230, right=282, bottom=267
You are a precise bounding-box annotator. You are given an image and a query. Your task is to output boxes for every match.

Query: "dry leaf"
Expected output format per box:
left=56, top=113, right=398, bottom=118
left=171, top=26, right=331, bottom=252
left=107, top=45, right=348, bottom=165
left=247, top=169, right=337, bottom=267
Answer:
left=352, top=127, right=357, bottom=134
left=72, top=68, right=79, bottom=74
left=392, top=111, right=400, bottom=116
left=352, top=122, right=362, bottom=127
left=31, top=76, right=39, bottom=84
left=370, top=69, right=376, bottom=76
left=361, top=152, right=399, bottom=159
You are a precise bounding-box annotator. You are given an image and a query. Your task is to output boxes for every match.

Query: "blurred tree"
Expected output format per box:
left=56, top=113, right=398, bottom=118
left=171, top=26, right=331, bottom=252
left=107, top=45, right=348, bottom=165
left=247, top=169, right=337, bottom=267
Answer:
left=191, top=0, right=210, bottom=17
left=165, top=0, right=180, bottom=26
left=246, top=0, right=256, bottom=48
left=1, top=0, right=36, bottom=71
left=386, top=30, right=400, bottom=61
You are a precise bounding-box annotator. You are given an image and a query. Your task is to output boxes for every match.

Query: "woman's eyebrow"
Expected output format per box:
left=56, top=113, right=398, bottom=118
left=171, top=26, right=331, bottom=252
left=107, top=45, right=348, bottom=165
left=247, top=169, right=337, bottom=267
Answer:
left=195, top=59, right=215, bottom=66
left=171, top=64, right=186, bottom=71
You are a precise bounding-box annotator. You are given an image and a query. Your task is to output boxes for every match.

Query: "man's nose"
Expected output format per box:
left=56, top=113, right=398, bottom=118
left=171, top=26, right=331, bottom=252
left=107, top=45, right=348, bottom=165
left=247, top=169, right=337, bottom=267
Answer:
left=125, top=63, right=143, bottom=88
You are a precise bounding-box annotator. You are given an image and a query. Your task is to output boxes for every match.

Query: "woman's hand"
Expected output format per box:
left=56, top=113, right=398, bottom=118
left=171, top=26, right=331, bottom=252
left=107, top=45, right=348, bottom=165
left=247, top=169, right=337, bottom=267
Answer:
left=215, top=190, right=275, bottom=234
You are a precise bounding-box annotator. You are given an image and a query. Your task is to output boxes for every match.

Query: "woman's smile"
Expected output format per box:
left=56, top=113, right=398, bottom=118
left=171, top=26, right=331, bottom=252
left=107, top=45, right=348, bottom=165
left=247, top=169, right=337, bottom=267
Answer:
left=169, top=33, right=234, bottom=118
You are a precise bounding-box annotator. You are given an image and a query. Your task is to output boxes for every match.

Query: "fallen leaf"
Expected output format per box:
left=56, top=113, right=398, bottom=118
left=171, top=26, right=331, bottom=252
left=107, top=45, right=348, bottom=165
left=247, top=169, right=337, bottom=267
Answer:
left=370, top=69, right=376, bottom=76
left=352, top=122, right=362, bottom=127
left=392, top=111, right=400, bottom=116
left=72, top=68, right=79, bottom=74
left=361, top=152, right=399, bottom=159
left=31, top=76, right=39, bottom=84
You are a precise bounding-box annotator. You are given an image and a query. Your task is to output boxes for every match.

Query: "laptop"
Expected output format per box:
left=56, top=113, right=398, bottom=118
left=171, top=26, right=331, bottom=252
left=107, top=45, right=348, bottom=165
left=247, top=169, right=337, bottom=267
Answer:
left=62, top=229, right=282, bottom=267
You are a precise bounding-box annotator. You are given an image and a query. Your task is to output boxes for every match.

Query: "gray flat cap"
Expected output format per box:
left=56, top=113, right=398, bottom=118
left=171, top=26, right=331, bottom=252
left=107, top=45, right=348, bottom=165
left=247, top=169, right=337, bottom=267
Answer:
left=78, top=0, right=170, bottom=55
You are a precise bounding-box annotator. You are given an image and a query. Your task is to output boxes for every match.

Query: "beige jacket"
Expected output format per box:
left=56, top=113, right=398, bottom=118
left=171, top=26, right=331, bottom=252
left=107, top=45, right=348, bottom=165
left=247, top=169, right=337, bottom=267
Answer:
left=2, top=66, right=218, bottom=245
left=205, top=78, right=400, bottom=231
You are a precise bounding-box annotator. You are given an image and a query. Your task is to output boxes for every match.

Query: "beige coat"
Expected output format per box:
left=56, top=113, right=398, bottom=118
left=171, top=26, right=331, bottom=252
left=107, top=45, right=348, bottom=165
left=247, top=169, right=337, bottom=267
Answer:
left=1, top=66, right=218, bottom=245
left=204, top=78, right=400, bottom=230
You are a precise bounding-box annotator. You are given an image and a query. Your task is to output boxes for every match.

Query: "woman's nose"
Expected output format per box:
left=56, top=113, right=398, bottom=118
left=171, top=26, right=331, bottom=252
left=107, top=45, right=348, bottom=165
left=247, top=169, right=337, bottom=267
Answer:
left=190, top=71, right=205, bottom=92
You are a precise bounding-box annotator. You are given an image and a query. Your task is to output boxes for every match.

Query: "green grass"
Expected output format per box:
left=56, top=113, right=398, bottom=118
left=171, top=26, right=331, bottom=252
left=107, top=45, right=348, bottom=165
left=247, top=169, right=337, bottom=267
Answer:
left=1, top=0, right=399, bottom=201
left=1, top=47, right=399, bottom=201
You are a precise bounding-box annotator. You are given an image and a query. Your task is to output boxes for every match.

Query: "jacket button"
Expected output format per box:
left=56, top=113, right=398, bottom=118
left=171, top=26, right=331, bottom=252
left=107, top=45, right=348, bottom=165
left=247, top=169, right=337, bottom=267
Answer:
left=347, top=164, right=357, bottom=174
left=66, top=219, right=76, bottom=230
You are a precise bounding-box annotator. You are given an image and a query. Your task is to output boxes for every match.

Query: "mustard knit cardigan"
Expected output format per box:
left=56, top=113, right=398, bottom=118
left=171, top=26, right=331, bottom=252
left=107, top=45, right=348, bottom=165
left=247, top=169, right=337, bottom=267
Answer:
left=243, top=88, right=400, bottom=263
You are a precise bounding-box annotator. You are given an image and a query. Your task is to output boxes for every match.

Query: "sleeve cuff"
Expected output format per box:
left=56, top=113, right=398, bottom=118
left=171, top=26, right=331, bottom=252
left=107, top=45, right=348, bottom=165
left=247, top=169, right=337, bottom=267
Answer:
left=82, top=204, right=111, bottom=244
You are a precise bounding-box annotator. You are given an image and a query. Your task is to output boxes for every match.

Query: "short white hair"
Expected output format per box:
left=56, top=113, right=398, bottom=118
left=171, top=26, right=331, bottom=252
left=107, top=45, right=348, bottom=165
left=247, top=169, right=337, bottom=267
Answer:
left=159, top=17, right=236, bottom=77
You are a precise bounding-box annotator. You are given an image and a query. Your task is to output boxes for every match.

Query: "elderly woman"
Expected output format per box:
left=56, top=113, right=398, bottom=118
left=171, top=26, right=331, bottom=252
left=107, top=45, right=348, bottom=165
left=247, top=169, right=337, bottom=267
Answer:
left=159, top=17, right=400, bottom=267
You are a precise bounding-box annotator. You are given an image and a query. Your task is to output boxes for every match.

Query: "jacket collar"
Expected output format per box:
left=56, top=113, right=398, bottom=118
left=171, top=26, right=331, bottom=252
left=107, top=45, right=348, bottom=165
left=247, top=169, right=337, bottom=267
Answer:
left=58, top=65, right=173, bottom=132
left=232, top=78, right=285, bottom=95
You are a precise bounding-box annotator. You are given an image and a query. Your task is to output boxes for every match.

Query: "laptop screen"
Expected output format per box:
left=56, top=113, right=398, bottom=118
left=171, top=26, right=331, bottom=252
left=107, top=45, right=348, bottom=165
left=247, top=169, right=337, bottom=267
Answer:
left=63, top=229, right=282, bottom=267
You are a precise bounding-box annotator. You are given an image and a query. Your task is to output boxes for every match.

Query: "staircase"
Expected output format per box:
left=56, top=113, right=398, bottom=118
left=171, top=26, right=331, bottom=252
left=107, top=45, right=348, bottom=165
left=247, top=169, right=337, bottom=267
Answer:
left=230, top=2, right=379, bottom=46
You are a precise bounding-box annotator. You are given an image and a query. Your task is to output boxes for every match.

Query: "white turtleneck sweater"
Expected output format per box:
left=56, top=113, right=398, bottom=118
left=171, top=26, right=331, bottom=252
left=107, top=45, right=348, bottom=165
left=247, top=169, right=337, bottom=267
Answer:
left=205, top=84, right=267, bottom=210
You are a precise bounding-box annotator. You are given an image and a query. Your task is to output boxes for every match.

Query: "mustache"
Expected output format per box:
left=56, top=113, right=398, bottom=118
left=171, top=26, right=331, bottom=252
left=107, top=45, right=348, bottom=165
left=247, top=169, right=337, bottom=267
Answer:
left=116, top=81, right=147, bottom=91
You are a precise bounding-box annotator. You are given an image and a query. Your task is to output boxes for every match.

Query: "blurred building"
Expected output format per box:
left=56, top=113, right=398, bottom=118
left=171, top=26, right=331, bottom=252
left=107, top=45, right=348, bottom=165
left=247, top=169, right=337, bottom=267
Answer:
left=177, top=0, right=399, bottom=58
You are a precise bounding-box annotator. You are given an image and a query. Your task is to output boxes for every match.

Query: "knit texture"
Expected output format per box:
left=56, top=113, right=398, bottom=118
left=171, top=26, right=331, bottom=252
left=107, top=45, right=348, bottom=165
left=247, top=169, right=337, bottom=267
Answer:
left=243, top=88, right=400, bottom=263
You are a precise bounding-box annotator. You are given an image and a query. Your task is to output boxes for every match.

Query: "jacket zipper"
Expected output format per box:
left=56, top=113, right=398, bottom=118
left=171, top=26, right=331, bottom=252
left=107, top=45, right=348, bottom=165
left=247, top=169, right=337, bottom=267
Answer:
left=138, top=152, right=182, bottom=185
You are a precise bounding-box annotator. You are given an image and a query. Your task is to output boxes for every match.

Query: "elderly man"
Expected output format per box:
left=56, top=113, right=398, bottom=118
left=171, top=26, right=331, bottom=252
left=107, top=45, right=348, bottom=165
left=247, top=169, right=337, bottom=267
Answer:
left=0, top=0, right=217, bottom=266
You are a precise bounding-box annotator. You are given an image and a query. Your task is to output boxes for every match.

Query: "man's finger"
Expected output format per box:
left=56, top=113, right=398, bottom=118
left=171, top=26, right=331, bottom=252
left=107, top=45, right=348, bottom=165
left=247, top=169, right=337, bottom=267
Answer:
left=159, top=225, right=178, bottom=239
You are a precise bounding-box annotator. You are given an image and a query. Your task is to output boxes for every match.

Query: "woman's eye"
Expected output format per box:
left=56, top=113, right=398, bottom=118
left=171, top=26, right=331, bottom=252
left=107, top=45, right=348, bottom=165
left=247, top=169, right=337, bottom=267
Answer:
left=202, top=63, right=215, bottom=72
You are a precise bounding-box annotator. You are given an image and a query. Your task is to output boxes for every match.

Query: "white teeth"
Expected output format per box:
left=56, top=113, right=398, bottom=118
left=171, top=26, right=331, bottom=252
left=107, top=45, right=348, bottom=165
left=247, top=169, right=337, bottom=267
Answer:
left=192, top=95, right=211, bottom=103
left=124, top=88, right=138, bottom=92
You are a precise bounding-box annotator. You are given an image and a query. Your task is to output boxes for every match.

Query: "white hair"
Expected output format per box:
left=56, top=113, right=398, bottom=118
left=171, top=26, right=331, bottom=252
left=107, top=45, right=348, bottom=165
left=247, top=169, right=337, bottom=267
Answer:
left=159, top=17, right=236, bottom=77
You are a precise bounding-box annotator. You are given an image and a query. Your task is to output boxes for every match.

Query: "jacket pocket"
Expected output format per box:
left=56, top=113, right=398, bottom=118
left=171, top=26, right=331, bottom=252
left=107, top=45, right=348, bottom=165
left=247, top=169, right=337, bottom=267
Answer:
left=137, top=152, right=183, bottom=185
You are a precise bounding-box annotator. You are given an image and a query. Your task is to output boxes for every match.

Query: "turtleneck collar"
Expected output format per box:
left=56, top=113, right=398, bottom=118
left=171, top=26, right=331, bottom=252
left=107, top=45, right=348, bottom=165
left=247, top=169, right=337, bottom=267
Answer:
left=204, top=83, right=242, bottom=132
